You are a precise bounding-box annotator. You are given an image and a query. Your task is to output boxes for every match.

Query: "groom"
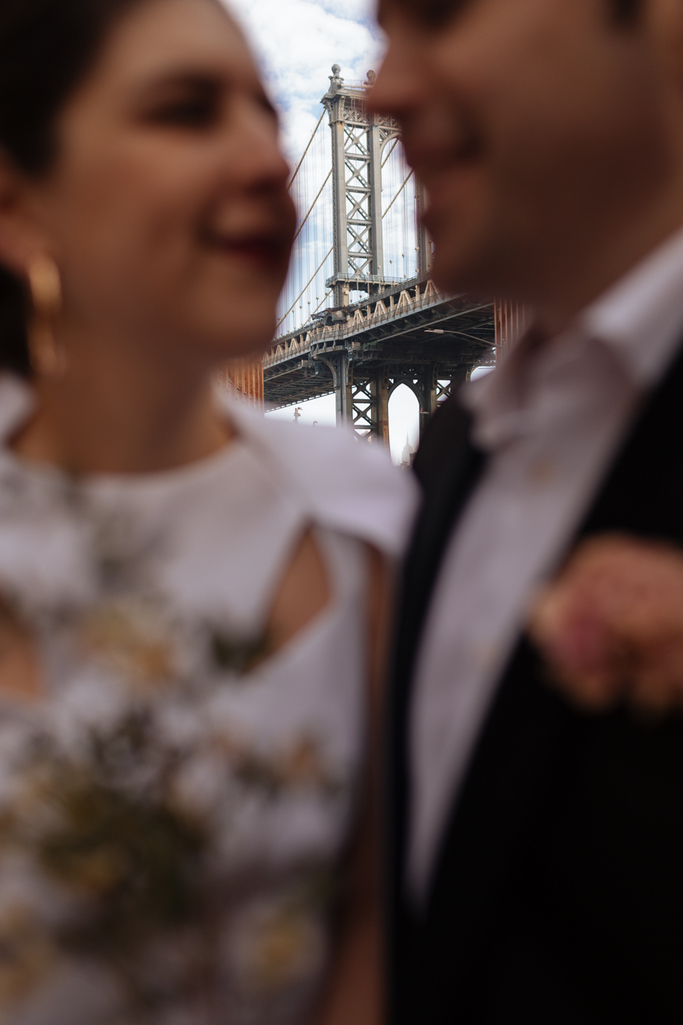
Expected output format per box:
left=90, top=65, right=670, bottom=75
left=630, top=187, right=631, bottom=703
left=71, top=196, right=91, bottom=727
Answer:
left=370, top=0, right=683, bottom=1022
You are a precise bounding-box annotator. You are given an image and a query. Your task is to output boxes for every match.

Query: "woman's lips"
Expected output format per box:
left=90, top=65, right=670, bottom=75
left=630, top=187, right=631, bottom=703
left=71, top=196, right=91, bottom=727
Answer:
left=201, top=228, right=291, bottom=268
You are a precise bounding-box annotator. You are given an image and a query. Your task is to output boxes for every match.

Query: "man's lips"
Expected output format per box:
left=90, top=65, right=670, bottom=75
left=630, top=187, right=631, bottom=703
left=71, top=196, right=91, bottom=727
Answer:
left=410, top=143, right=483, bottom=236
left=403, top=130, right=481, bottom=173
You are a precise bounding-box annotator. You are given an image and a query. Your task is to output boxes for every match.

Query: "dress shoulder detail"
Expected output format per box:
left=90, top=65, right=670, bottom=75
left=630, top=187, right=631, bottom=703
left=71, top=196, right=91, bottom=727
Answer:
left=224, top=395, right=419, bottom=558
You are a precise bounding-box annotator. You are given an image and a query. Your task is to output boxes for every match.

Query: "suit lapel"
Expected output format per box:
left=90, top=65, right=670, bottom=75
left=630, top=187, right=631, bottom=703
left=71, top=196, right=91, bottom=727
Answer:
left=580, top=338, right=683, bottom=538
left=386, top=397, right=487, bottom=996
left=422, top=338, right=683, bottom=967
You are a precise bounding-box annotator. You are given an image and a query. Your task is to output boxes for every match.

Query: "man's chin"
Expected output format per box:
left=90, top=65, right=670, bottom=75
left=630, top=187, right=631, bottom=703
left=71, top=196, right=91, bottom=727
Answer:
left=430, top=248, right=492, bottom=301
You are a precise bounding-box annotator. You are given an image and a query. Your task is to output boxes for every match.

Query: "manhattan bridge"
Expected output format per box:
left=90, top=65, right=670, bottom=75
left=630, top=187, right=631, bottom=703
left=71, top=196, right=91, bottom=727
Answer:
left=261, top=66, right=521, bottom=442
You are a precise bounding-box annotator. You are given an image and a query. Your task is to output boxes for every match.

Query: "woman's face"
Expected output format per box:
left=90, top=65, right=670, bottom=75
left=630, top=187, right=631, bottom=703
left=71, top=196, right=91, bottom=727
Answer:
left=26, top=0, right=296, bottom=364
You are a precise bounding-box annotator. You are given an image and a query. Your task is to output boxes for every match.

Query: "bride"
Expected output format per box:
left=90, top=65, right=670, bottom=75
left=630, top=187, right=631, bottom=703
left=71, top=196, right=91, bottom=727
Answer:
left=0, top=0, right=415, bottom=1022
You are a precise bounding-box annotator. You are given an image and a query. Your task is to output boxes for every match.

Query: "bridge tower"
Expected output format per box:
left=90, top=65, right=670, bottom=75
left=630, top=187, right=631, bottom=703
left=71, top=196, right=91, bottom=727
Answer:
left=321, top=66, right=406, bottom=435
left=323, top=65, right=398, bottom=308
left=263, top=68, right=496, bottom=440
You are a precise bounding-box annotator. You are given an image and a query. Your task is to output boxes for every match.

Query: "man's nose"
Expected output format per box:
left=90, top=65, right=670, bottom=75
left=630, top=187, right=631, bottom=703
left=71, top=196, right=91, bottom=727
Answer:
left=367, top=40, right=426, bottom=121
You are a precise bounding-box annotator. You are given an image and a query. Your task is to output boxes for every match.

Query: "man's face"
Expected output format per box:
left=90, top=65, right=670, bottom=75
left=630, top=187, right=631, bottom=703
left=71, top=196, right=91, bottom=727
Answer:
left=371, top=0, right=677, bottom=313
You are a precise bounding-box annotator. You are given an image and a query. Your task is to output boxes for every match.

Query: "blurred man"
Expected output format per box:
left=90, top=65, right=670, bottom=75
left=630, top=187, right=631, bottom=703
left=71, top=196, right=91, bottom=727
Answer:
left=370, top=1, right=683, bottom=1022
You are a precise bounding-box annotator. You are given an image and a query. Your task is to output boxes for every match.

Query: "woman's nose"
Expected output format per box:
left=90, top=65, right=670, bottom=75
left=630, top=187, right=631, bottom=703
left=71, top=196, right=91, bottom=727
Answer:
left=226, top=99, right=290, bottom=192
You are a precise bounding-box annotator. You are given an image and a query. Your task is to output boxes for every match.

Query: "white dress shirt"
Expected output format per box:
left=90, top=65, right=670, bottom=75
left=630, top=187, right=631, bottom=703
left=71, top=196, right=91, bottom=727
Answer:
left=409, top=226, right=683, bottom=901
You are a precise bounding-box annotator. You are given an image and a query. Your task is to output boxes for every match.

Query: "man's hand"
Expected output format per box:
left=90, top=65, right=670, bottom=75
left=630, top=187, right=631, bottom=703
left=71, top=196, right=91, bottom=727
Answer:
left=527, top=534, right=683, bottom=713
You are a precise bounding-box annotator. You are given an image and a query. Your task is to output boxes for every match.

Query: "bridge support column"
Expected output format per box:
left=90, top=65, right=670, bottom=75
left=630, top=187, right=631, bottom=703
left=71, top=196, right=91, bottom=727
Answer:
left=332, top=352, right=353, bottom=425
left=322, top=67, right=400, bottom=309
left=348, top=366, right=389, bottom=442
left=375, top=370, right=390, bottom=443
left=418, top=367, right=438, bottom=437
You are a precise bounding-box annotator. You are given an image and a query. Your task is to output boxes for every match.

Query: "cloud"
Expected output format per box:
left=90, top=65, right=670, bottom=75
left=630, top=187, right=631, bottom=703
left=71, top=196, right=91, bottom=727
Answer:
left=224, top=0, right=384, bottom=161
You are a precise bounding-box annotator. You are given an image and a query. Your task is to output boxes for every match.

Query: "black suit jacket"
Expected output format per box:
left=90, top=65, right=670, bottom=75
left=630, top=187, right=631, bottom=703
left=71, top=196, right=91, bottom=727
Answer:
left=388, top=341, right=683, bottom=1025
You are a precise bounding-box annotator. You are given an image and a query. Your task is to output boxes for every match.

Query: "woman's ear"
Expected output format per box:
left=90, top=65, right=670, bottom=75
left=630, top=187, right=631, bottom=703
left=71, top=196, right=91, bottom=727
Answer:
left=0, top=150, right=47, bottom=280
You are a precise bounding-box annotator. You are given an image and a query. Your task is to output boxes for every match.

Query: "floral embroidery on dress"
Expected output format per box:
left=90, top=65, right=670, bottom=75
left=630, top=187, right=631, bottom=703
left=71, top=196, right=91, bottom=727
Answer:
left=0, top=467, right=359, bottom=1025
left=0, top=706, right=340, bottom=1024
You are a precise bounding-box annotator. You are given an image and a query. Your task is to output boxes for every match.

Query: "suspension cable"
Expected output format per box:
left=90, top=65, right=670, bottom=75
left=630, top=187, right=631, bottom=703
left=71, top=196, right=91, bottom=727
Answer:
left=310, top=289, right=332, bottom=318
left=381, top=136, right=399, bottom=168
left=382, top=168, right=414, bottom=219
left=276, top=246, right=334, bottom=330
left=292, top=169, right=332, bottom=245
left=287, top=110, right=326, bottom=189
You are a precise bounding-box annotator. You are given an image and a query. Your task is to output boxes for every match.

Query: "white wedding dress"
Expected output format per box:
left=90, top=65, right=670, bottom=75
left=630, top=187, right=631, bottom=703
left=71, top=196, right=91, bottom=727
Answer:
left=0, top=375, right=416, bottom=1025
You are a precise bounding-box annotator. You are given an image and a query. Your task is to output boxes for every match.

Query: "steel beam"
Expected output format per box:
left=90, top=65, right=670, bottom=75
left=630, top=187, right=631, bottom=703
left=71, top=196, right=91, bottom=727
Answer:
left=415, top=179, right=432, bottom=278
left=368, top=115, right=384, bottom=278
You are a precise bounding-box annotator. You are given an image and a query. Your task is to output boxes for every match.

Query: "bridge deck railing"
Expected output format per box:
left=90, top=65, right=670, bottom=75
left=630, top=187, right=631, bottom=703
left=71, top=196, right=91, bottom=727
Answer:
left=263, top=284, right=469, bottom=368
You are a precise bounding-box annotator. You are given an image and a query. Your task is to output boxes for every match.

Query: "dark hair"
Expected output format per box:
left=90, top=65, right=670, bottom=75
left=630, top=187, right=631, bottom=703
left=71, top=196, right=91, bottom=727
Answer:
left=0, top=0, right=145, bottom=376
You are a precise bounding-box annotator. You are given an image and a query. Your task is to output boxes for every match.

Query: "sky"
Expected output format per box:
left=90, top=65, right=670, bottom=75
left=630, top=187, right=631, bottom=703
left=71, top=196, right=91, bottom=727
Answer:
left=227, top=0, right=384, bottom=163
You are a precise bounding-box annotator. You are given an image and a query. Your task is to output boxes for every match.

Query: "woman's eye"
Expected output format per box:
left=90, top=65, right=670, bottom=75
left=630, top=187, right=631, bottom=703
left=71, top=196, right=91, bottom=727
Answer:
left=147, top=96, right=218, bottom=129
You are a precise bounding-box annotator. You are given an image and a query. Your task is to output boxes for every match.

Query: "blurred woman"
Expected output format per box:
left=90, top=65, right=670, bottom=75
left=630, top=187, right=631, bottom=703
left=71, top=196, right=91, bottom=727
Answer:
left=0, top=1, right=415, bottom=1022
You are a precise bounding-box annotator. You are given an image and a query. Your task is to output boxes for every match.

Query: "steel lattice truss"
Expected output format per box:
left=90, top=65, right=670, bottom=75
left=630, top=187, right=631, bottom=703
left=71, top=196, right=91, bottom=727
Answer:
left=343, top=123, right=373, bottom=279
left=266, top=68, right=497, bottom=440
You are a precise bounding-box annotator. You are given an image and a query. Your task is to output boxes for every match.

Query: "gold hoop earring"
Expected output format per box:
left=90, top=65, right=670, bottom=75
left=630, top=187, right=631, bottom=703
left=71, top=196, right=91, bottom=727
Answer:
left=27, top=255, right=65, bottom=377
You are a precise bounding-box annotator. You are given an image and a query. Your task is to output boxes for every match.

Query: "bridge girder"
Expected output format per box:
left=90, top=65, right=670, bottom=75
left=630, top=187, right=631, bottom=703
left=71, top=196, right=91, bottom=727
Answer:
left=264, top=275, right=495, bottom=433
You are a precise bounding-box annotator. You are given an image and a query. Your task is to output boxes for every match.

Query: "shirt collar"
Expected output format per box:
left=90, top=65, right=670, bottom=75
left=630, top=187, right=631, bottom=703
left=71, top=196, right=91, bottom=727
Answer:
left=580, top=223, right=683, bottom=386
left=462, top=223, right=683, bottom=449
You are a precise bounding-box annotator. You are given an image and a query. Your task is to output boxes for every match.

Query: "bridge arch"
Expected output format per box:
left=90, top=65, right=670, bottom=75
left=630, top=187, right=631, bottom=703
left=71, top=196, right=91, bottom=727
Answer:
left=388, top=376, right=424, bottom=407
left=388, top=383, right=420, bottom=465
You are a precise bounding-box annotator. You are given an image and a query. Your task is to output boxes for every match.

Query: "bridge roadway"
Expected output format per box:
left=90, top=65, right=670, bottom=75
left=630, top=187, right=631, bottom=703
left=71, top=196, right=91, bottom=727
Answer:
left=263, top=275, right=496, bottom=437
